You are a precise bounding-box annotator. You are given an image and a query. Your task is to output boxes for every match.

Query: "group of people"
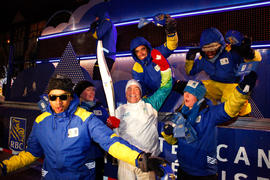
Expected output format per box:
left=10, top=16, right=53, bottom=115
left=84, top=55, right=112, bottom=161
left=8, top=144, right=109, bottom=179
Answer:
left=0, top=11, right=261, bottom=180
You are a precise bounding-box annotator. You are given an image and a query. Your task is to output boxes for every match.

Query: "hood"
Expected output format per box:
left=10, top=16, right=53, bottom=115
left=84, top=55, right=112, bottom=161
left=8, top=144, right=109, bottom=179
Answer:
left=199, top=27, right=226, bottom=62
left=130, top=37, right=153, bottom=65
left=94, top=11, right=110, bottom=22
left=200, top=27, right=226, bottom=48
left=92, top=2, right=110, bottom=22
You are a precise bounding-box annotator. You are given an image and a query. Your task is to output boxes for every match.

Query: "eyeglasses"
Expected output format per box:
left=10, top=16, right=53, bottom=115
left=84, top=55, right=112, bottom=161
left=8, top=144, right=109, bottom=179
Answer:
left=48, top=94, right=70, bottom=101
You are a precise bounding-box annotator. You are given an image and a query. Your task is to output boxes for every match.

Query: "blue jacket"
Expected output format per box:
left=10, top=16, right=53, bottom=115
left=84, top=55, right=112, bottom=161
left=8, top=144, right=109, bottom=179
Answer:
left=23, top=97, right=140, bottom=179
left=80, top=101, right=109, bottom=159
left=162, top=86, right=250, bottom=176
left=176, top=103, right=231, bottom=176
left=131, top=36, right=176, bottom=96
left=92, top=12, right=117, bottom=60
left=190, top=49, right=243, bottom=83
left=189, top=27, right=258, bottom=83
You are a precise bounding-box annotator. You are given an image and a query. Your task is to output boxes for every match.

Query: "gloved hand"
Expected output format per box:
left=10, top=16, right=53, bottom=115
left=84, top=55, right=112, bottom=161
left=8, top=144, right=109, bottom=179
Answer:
left=232, top=36, right=255, bottom=59
left=165, top=16, right=177, bottom=34
left=106, top=116, right=120, bottom=129
left=172, top=80, right=188, bottom=94
left=153, top=13, right=167, bottom=26
left=163, top=123, right=174, bottom=136
left=238, top=71, right=257, bottom=93
left=137, top=152, right=167, bottom=177
left=186, top=48, right=200, bottom=60
left=89, top=20, right=99, bottom=34
left=238, top=36, right=255, bottom=59
left=151, top=49, right=170, bottom=71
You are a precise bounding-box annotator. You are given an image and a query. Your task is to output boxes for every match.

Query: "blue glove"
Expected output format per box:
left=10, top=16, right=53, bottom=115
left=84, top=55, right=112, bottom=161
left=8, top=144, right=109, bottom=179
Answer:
left=164, top=112, right=186, bottom=138
left=153, top=13, right=167, bottom=27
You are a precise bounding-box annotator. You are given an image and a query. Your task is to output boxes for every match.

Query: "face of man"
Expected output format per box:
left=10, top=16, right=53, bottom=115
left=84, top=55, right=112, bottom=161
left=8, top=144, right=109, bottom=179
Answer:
left=126, top=85, right=141, bottom=103
left=183, top=92, right=197, bottom=109
left=80, top=86, right=96, bottom=102
left=205, top=49, right=218, bottom=59
left=134, top=45, right=148, bottom=60
left=48, top=89, right=72, bottom=114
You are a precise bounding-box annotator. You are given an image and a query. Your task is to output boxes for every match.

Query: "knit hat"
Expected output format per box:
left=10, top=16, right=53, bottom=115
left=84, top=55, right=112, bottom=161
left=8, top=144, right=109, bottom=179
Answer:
left=184, top=80, right=206, bottom=101
left=125, top=79, right=142, bottom=93
left=74, top=80, right=94, bottom=97
left=47, top=74, right=74, bottom=94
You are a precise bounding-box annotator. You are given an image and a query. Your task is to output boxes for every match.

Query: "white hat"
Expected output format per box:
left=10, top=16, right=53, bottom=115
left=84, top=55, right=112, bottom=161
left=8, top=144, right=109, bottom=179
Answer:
left=125, top=79, right=142, bottom=93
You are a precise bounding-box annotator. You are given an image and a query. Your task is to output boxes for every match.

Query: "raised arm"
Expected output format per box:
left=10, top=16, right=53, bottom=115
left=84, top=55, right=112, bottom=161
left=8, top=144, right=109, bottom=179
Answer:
left=144, top=49, right=172, bottom=111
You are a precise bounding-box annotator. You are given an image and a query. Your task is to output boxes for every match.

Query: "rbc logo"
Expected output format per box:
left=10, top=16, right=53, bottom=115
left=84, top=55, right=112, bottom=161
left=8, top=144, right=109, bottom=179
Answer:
left=8, top=117, right=27, bottom=151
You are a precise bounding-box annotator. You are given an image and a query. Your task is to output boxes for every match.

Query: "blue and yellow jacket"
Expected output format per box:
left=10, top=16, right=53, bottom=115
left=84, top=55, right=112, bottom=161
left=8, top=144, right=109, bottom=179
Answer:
left=162, top=86, right=250, bottom=176
left=131, top=33, right=178, bottom=96
left=185, top=28, right=261, bottom=83
left=80, top=101, right=109, bottom=159
left=1, top=97, right=141, bottom=179
left=92, top=12, right=117, bottom=60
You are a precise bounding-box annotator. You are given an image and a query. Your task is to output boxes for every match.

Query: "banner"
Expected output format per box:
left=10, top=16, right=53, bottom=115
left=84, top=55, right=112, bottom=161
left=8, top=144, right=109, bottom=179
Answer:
left=8, top=117, right=27, bottom=152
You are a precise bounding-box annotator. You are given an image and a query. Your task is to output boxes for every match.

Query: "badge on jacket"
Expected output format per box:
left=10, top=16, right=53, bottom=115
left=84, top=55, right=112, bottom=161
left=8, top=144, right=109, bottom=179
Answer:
left=68, top=128, right=79, bottom=138
left=154, top=64, right=160, bottom=72
left=93, top=110, right=102, bottom=116
left=220, top=58, right=229, bottom=65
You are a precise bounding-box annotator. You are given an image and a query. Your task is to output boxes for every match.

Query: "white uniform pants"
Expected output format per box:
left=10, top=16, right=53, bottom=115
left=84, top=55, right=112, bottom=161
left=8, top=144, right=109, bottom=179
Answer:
left=118, top=160, right=156, bottom=180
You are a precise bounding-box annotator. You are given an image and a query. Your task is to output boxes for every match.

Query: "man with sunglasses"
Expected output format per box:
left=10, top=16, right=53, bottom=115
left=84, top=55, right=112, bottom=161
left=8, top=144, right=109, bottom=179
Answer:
left=0, top=74, right=167, bottom=179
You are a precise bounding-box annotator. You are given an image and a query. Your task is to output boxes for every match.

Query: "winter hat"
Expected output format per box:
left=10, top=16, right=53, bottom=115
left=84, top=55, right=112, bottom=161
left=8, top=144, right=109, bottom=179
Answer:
left=184, top=80, right=206, bottom=101
left=125, top=79, right=142, bottom=93
left=225, top=30, right=244, bottom=46
left=47, top=74, right=74, bottom=94
left=74, top=80, right=94, bottom=97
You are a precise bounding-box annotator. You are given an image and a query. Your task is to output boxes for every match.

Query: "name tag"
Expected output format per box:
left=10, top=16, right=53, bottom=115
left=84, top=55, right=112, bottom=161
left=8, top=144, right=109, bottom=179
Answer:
left=93, top=110, right=102, bottom=116
left=68, top=128, right=79, bottom=138
left=220, top=58, right=229, bottom=65
left=154, top=65, right=160, bottom=72
left=196, top=115, right=201, bottom=123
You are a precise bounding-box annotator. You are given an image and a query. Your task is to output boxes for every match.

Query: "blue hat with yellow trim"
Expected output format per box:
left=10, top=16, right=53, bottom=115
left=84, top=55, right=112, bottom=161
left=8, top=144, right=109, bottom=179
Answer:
left=225, top=30, right=244, bottom=46
left=184, top=80, right=206, bottom=101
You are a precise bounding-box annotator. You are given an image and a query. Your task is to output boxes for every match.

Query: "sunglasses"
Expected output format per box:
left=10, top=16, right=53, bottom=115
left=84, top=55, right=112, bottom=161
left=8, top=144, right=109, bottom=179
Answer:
left=48, top=94, right=71, bottom=101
